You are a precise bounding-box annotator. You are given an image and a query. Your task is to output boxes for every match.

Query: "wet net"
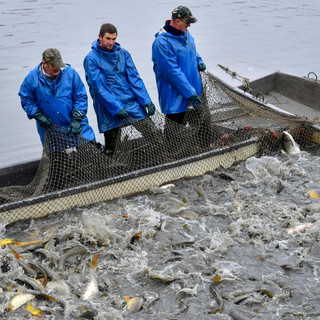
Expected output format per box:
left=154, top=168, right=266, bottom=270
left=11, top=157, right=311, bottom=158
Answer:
left=0, top=72, right=318, bottom=224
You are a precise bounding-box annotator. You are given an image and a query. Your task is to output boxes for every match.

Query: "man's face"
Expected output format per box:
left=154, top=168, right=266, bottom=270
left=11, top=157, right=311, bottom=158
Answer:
left=42, top=62, right=60, bottom=77
left=99, top=32, right=117, bottom=51
left=177, top=19, right=190, bottom=33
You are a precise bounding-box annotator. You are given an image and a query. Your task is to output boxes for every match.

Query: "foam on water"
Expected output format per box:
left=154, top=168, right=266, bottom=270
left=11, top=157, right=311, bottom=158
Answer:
left=1, top=149, right=320, bottom=319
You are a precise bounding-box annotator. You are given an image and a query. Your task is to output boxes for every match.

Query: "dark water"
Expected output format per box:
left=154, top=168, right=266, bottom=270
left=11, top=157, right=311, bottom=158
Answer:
left=1, top=1, right=320, bottom=319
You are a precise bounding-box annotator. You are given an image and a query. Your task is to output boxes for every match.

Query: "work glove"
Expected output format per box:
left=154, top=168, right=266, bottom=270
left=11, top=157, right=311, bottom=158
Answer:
left=198, top=63, right=206, bottom=72
left=34, top=108, right=53, bottom=127
left=67, top=109, right=83, bottom=136
left=143, top=102, right=155, bottom=116
left=116, top=108, right=129, bottom=119
left=187, top=93, right=202, bottom=109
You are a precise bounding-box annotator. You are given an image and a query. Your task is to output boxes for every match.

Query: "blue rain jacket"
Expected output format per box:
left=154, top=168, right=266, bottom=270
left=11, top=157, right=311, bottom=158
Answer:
left=152, top=27, right=204, bottom=114
left=83, top=40, right=151, bottom=133
left=19, top=64, right=95, bottom=145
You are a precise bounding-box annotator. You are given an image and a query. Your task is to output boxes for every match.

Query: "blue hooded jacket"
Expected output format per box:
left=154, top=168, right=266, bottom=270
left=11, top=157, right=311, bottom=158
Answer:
left=83, top=40, right=150, bottom=133
left=19, top=64, right=95, bottom=145
left=152, top=25, right=204, bottom=114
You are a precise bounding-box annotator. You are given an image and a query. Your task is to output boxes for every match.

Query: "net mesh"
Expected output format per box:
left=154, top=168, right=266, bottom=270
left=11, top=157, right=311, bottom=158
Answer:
left=0, top=72, right=318, bottom=223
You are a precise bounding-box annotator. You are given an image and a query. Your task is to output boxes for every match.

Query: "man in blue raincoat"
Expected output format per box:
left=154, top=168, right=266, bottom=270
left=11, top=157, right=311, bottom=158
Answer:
left=152, top=6, right=211, bottom=146
left=84, top=23, right=161, bottom=156
left=19, top=48, right=96, bottom=146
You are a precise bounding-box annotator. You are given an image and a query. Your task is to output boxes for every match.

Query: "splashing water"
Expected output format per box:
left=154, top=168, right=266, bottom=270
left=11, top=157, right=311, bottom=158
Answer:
left=1, top=149, right=320, bottom=319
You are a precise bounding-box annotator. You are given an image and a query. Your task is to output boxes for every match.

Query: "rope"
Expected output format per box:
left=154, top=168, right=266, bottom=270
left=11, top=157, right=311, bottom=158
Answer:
left=217, top=64, right=253, bottom=94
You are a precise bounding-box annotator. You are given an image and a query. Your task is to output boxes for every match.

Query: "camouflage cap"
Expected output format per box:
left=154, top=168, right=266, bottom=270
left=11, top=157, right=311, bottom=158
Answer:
left=42, top=48, right=65, bottom=69
left=172, top=6, right=197, bottom=23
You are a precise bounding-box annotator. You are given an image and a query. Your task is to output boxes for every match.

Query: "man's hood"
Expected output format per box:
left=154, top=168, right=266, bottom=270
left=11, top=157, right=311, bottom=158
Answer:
left=91, top=39, right=121, bottom=53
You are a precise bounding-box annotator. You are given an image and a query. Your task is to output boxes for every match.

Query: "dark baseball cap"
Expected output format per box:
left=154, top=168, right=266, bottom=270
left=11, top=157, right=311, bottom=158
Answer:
left=172, top=6, right=197, bottom=23
left=42, top=48, right=65, bottom=69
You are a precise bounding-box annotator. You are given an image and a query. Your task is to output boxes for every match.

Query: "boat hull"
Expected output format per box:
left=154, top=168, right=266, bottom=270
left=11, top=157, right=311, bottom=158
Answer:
left=238, top=71, right=320, bottom=120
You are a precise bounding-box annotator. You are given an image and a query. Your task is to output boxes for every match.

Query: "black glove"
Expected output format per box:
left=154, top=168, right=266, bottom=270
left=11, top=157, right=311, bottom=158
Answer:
left=198, top=63, right=206, bottom=72
left=143, top=102, right=155, bottom=116
left=116, top=108, right=129, bottom=119
left=34, top=108, right=53, bottom=127
left=187, top=93, right=201, bottom=109
left=67, top=109, right=83, bottom=136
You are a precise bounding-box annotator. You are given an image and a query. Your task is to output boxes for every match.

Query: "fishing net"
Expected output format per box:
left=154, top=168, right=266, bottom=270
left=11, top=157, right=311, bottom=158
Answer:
left=0, top=72, right=318, bottom=224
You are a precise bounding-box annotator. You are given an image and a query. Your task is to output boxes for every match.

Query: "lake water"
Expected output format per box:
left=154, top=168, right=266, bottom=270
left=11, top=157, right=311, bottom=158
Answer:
left=0, top=0, right=320, bottom=167
left=1, top=1, right=320, bottom=319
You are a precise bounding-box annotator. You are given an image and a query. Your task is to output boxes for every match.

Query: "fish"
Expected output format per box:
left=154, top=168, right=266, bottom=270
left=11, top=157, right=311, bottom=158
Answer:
left=91, top=253, right=99, bottom=269
left=208, top=283, right=224, bottom=313
left=286, top=222, right=314, bottom=235
left=58, top=245, right=88, bottom=269
left=195, top=189, right=203, bottom=197
left=154, top=218, right=166, bottom=231
left=77, top=308, right=98, bottom=319
left=5, top=286, right=35, bottom=311
left=228, top=309, right=252, bottom=320
left=26, top=302, right=46, bottom=318
left=307, top=189, right=320, bottom=199
left=80, top=253, right=100, bottom=301
left=281, top=131, right=300, bottom=154
left=160, top=183, right=175, bottom=189
left=256, top=289, right=274, bottom=298
left=15, top=275, right=45, bottom=292
left=179, top=209, right=199, bottom=220
left=0, top=238, right=48, bottom=249
left=13, top=239, right=49, bottom=249
left=130, top=232, right=143, bottom=244
left=1, top=238, right=22, bottom=247
left=218, top=173, right=234, bottom=181
left=80, top=275, right=99, bottom=301
left=212, top=274, right=222, bottom=283
left=46, top=280, right=71, bottom=296
left=28, top=262, right=49, bottom=285
left=125, top=296, right=144, bottom=313
left=16, top=258, right=38, bottom=278
left=149, top=183, right=175, bottom=194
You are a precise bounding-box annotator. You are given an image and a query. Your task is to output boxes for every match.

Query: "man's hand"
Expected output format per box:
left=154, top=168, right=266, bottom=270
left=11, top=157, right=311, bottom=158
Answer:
left=116, top=108, right=129, bottom=119
left=198, top=63, right=206, bottom=72
left=34, top=108, right=53, bottom=127
left=187, top=93, right=201, bottom=109
left=143, top=102, right=156, bottom=116
left=68, top=109, right=83, bottom=136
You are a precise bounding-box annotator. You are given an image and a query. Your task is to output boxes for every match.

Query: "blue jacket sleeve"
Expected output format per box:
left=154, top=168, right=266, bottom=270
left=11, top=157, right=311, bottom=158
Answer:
left=84, top=55, right=124, bottom=116
left=153, top=38, right=196, bottom=99
left=125, top=50, right=151, bottom=107
left=196, top=51, right=204, bottom=66
left=18, top=76, right=39, bottom=119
